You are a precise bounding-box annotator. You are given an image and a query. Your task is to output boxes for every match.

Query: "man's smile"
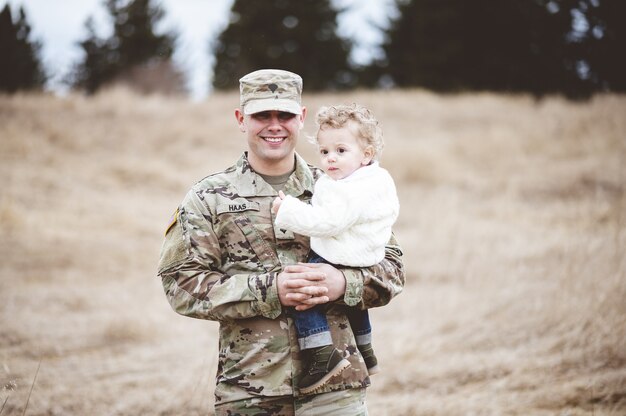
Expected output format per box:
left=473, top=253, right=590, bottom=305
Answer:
left=262, top=136, right=286, bottom=143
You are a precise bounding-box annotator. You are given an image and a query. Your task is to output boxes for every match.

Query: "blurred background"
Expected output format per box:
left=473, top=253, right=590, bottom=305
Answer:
left=1, top=0, right=625, bottom=98
left=1, top=1, right=625, bottom=415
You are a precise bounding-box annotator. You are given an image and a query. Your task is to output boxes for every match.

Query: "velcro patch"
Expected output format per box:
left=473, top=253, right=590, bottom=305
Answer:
left=164, top=208, right=178, bottom=236
left=217, top=200, right=260, bottom=214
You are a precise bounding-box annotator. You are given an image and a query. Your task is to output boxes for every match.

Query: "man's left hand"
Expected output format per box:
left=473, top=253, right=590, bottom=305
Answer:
left=292, top=262, right=346, bottom=310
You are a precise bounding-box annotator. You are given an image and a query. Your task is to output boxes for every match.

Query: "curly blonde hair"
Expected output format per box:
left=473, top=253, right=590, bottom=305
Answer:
left=314, top=103, right=384, bottom=159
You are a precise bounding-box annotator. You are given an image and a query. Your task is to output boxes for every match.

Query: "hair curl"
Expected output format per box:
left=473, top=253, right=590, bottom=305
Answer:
left=314, top=103, right=384, bottom=159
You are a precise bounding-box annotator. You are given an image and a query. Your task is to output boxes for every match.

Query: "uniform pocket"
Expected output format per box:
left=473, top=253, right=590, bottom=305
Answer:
left=215, top=199, right=279, bottom=273
left=233, top=215, right=279, bottom=272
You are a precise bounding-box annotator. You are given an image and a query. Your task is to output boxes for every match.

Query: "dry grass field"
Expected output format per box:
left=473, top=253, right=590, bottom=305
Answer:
left=1, top=87, right=625, bottom=415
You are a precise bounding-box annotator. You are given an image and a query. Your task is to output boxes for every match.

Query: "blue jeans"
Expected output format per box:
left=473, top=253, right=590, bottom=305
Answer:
left=292, top=253, right=372, bottom=350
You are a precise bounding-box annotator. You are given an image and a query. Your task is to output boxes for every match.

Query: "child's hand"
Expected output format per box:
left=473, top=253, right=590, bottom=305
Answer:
left=272, top=190, right=286, bottom=214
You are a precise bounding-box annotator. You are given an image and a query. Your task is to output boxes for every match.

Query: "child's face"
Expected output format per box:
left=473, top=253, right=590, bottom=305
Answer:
left=317, top=123, right=373, bottom=180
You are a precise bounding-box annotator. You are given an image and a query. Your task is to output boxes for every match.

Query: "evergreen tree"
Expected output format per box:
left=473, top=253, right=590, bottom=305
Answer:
left=212, top=0, right=353, bottom=91
left=581, top=0, right=626, bottom=91
left=106, top=0, right=175, bottom=69
left=381, top=0, right=466, bottom=90
left=380, top=0, right=588, bottom=96
left=0, top=4, right=46, bottom=93
left=72, top=0, right=178, bottom=94
left=72, top=17, right=117, bottom=94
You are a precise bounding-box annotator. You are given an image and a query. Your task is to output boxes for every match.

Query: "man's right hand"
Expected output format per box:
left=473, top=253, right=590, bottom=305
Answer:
left=277, top=264, right=330, bottom=311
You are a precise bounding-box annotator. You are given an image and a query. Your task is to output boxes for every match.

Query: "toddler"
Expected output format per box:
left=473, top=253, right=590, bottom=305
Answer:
left=273, top=103, right=399, bottom=394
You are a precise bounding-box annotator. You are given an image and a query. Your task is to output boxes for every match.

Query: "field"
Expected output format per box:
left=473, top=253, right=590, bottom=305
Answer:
left=1, top=88, right=625, bottom=415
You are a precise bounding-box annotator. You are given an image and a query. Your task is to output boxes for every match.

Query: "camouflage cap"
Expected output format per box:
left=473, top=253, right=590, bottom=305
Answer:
left=239, top=69, right=303, bottom=115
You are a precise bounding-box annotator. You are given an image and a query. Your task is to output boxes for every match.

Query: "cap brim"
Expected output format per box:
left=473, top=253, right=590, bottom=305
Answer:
left=243, top=98, right=302, bottom=115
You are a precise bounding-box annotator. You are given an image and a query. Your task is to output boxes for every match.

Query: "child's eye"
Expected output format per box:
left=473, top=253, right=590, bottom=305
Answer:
left=338, top=148, right=346, bottom=153
left=320, top=149, right=328, bottom=155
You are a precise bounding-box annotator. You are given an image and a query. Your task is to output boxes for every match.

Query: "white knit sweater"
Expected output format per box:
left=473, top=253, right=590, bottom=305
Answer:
left=275, top=162, right=399, bottom=267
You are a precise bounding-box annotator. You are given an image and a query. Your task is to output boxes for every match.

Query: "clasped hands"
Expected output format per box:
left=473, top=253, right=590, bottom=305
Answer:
left=277, top=262, right=346, bottom=311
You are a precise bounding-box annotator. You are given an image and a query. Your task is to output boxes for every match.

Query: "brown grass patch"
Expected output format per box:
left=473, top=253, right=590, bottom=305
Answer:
left=1, top=87, right=625, bottom=415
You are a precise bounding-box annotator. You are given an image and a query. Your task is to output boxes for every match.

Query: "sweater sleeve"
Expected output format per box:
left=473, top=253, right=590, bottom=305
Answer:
left=274, top=192, right=357, bottom=238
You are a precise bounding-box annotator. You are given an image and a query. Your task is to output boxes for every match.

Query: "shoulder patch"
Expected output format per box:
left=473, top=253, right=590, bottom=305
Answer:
left=165, top=208, right=179, bottom=236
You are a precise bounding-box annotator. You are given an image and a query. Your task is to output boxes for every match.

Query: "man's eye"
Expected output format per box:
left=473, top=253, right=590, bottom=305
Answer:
left=279, top=112, right=296, bottom=121
left=253, top=112, right=270, bottom=120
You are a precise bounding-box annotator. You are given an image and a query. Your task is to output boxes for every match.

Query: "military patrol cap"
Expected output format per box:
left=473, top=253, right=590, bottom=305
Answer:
left=239, top=69, right=303, bottom=115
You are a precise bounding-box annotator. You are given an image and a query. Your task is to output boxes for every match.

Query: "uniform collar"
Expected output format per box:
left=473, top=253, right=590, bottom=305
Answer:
left=235, top=152, right=315, bottom=198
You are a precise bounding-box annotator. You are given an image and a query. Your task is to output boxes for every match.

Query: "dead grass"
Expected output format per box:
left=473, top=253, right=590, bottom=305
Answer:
left=0, top=87, right=625, bottom=415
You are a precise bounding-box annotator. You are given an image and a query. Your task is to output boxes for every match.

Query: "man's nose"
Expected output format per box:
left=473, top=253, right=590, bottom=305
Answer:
left=267, top=115, right=283, bottom=129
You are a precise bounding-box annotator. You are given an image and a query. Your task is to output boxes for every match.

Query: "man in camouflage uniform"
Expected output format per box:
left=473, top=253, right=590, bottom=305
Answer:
left=157, top=69, right=404, bottom=415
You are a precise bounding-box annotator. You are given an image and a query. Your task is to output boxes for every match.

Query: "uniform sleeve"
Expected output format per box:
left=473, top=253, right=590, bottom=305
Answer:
left=157, top=190, right=282, bottom=321
left=275, top=192, right=356, bottom=238
left=340, top=233, right=405, bottom=308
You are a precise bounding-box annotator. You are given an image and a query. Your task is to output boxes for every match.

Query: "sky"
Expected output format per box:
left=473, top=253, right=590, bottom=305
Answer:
left=4, top=0, right=397, bottom=100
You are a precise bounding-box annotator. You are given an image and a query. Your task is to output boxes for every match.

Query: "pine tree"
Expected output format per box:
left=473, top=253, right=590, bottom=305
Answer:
left=381, top=0, right=466, bottom=90
left=0, top=4, right=46, bottom=93
left=72, top=17, right=117, bottom=94
left=212, top=0, right=353, bottom=91
left=71, top=0, right=179, bottom=94
left=581, top=0, right=626, bottom=91
left=106, top=0, right=175, bottom=69
left=380, top=0, right=588, bottom=96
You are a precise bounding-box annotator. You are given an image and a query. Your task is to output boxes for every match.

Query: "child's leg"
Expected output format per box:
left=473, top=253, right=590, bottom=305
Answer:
left=292, top=306, right=332, bottom=351
left=292, top=307, right=350, bottom=393
left=307, top=252, right=326, bottom=264
left=345, top=307, right=379, bottom=374
left=344, top=308, right=372, bottom=346
left=292, top=258, right=351, bottom=393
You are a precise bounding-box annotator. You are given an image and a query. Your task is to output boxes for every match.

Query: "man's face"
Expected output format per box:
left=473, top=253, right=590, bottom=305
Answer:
left=235, top=109, right=306, bottom=173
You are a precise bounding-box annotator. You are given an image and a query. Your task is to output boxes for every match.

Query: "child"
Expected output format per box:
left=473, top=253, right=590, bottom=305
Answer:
left=272, top=103, right=400, bottom=394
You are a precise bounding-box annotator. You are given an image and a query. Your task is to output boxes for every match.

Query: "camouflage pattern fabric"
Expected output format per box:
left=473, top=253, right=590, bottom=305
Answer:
left=239, top=69, right=303, bottom=115
left=158, top=152, right=405, bottom=406
left=214, top=387, right=368, bottom=415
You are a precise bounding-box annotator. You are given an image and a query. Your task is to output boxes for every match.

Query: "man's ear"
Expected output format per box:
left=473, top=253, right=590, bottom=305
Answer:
left=298, top=106, right=307, bottom=129
left=235, top=109, right=246, bottom=132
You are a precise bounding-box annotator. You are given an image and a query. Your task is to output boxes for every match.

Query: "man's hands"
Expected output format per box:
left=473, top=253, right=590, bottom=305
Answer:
left=277, top=262, right=347, bottom=311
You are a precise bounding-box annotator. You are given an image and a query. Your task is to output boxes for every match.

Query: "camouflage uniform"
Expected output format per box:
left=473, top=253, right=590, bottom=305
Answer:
left=158, top=146, right=404, bottom=411
left=216, top=388, right=368, bottom=415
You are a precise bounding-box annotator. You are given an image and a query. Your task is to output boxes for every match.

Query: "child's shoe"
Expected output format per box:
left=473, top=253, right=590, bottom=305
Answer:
left=298, top=345, right=350, bottom=394
left=358, top=343, right=380, bottom=375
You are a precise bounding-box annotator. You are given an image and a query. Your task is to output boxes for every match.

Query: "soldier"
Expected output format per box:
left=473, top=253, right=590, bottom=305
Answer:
left=157, top=69, right=405, bottom=415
